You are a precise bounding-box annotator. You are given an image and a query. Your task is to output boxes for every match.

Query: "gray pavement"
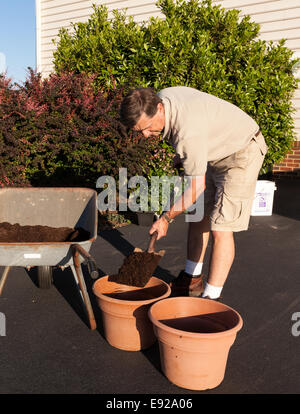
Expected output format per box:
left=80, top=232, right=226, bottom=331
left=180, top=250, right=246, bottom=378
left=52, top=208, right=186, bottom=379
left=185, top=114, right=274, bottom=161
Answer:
left=0, top=178, right=299, bottom=395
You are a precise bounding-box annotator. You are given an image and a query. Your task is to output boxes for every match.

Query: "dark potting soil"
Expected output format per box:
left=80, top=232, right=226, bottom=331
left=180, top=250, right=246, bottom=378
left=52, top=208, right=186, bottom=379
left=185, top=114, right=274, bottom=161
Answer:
left=104, top=284, right=165, bottom=301
left=0, top=222, right=90, bottom=243
left=108, top=251, right=161, bottom=287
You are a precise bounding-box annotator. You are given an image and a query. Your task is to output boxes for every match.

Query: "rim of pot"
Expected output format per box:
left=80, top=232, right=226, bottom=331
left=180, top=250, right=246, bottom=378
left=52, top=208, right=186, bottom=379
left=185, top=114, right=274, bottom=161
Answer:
left=148, top=297, right=243, bottom=338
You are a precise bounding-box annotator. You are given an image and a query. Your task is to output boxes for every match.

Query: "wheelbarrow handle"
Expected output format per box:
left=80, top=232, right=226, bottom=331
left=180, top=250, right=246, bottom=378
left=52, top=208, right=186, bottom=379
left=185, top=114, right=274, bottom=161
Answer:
left=86, top=258, right=99, bottom=280
left=72, top=244, right=99, bottom=279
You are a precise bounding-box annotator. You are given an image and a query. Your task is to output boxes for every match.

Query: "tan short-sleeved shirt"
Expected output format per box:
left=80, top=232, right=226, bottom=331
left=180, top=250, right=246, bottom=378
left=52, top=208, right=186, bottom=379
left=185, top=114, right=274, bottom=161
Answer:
left=157, top=86, right=259, bottom=176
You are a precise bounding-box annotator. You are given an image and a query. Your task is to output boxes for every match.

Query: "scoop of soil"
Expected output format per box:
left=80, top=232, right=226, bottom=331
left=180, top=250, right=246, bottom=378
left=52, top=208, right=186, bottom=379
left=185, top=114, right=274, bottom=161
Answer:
left=0, top=222, right=90, bottom=243
left=109, top=251, right=161, bottom=287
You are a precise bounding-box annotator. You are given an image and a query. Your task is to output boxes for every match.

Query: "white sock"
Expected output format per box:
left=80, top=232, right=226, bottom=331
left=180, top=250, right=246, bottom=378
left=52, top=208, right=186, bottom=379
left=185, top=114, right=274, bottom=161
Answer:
left=202, top=282, right=223, bottom=299
left=185, top=260, right=203, bottom=277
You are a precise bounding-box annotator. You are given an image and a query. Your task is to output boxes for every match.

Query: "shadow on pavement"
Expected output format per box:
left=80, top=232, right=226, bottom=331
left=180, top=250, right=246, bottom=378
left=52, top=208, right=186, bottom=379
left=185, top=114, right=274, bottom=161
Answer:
left=272, top=178, right=300, bottom=221
left=98, top=227, right=175, bottom=284
left=98, top=228, right=137, bottom=257
left=141, top=341, right=163, bottom=374
left=26, top=264, right=106, bottom=336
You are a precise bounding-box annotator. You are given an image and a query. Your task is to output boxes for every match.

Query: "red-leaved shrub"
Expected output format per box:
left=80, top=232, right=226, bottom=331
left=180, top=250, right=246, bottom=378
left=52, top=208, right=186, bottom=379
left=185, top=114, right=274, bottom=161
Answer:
left=0, top=69, right=169, bottom=188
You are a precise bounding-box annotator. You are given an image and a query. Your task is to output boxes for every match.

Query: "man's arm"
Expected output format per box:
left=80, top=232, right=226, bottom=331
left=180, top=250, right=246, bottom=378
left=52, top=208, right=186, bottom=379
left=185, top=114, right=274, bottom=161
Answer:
left=149, top=175, right=206, bottom=240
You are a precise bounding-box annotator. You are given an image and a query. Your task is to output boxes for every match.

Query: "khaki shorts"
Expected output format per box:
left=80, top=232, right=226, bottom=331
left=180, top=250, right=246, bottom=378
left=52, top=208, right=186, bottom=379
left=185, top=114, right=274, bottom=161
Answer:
left=204, top=131, right=268, bottom=232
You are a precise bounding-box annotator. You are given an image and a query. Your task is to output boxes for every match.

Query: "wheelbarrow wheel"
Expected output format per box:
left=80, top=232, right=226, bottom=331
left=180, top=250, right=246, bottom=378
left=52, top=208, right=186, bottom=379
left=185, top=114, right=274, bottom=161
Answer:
left=37, top=266, right=53, bottom=289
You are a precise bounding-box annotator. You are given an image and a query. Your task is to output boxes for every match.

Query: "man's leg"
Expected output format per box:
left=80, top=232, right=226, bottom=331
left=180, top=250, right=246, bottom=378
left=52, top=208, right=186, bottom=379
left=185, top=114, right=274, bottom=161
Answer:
left=187, top=215, right=210, bottom=263
left=202, top=133, right=267, bottom=299
left=204, top=231, right=235, bottom=297
left=187, top=226, right=235, bottom=300
left=170, top=216, right=210, bottom=296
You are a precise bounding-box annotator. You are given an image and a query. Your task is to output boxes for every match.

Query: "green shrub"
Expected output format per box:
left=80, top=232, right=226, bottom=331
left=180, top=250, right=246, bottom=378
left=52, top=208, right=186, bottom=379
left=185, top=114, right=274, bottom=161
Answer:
left=53, top=0, right=299, bottom=173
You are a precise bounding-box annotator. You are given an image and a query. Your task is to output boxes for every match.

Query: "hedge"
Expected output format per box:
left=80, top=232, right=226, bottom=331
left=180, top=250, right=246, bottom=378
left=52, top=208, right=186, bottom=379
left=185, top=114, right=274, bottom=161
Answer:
left=0, top=69, right=174, bottom=191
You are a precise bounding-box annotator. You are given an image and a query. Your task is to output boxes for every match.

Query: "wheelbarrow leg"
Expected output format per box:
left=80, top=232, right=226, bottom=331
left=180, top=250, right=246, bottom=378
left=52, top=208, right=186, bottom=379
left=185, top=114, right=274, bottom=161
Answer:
left=70, top=258, right=97, bottom=331
left=0, top=266, right=11, bottom=296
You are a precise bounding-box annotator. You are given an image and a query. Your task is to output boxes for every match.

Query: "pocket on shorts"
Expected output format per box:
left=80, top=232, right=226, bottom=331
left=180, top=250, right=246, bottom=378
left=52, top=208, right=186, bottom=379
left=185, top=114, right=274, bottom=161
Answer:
left=223, top=181, right=255, bottom=200
left=252, top=132, right=268, bottom=156
left=212, top=182, right=255, bottom=226
left=213, top=193, right=242, bottom=225
left=233, top=145, right=250, bottom=167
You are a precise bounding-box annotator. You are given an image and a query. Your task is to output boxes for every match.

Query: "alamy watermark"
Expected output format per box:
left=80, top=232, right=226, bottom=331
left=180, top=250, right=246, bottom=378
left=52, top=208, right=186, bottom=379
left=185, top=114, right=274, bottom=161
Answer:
left=291, top=312, right=300, bottom=337
left=0, top=312, right=6, bottom=336
left=96, top=168, right=204, bottom=222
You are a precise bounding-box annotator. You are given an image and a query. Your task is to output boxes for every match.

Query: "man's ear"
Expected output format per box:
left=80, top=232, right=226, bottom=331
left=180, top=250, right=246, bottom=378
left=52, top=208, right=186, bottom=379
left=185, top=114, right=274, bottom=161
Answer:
left=157, top=102, right=163, bottom=112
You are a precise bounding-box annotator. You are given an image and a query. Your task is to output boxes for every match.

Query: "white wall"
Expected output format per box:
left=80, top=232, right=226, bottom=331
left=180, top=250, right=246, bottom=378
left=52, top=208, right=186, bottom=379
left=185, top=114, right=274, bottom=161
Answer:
left=36, top=0, right=300, bottom=139
left=36, top=0, right=163, bottom=77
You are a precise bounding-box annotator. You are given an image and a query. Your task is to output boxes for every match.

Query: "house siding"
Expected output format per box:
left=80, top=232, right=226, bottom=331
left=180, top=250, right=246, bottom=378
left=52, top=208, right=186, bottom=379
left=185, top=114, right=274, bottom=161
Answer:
left=36, top=0, right=163, bottom=77
left=36, top=0, right=300, bottom=150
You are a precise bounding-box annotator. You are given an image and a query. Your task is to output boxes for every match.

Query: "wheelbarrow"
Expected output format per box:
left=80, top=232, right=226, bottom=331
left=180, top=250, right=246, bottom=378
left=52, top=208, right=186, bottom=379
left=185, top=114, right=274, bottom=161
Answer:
left=0, top=187, right=99, bottom=330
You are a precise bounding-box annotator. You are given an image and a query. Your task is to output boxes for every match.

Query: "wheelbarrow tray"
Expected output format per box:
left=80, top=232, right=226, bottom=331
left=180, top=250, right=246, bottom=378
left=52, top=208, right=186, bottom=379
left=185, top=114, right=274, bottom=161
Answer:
left=0, top=187, right=97, bottom=267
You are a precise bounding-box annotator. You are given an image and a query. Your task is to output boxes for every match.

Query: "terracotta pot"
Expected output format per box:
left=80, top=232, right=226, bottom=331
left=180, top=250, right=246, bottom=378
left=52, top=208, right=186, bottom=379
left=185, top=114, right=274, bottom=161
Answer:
left=148, top=297, right=243, bottom=390
left=93, top=276, right=171, bottom=351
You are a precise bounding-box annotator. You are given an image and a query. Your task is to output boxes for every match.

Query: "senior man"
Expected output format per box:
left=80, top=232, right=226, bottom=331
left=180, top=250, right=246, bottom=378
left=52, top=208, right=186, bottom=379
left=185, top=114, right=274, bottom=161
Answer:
left=120, top=86, right=268, bottom=300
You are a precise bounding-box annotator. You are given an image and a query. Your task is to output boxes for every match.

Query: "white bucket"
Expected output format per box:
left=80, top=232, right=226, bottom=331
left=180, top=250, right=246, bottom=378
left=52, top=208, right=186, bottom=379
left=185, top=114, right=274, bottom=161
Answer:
left=251, top=180, right=277, bottom=216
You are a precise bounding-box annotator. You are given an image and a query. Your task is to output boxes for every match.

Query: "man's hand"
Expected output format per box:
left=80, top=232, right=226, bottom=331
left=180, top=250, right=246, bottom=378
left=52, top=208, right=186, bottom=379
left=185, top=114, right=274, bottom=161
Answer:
left=149, top=216, right=169, bottom=240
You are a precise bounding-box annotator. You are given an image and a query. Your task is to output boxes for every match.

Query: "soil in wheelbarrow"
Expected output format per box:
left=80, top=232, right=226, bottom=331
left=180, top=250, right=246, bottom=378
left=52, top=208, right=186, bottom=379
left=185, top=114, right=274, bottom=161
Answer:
left=108, top=251, right=161, bottom=288
left=0, top=222, right=90, bottom=243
